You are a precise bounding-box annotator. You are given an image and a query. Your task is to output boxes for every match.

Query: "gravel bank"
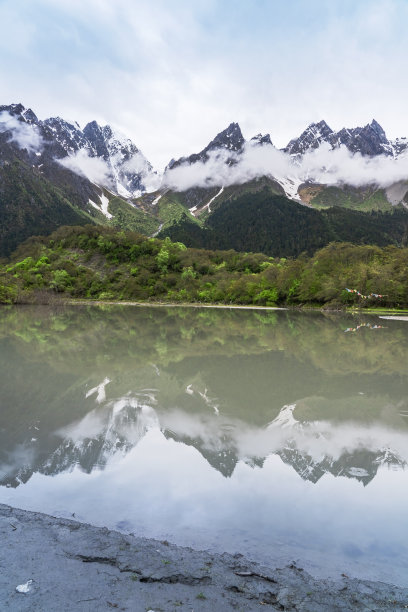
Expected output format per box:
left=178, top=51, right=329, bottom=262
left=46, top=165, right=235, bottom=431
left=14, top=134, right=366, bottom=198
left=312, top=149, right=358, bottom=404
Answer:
left=1, top=504, right=407, bottom=611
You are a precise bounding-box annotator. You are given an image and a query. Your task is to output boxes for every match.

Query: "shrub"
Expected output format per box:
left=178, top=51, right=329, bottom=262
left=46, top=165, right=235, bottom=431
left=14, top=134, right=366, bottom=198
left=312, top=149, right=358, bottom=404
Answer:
left=253, top=288, right=278, bottom=306
left=49, top=270, right=72, bottom=292
left=181, top=266, right=197, bottom=280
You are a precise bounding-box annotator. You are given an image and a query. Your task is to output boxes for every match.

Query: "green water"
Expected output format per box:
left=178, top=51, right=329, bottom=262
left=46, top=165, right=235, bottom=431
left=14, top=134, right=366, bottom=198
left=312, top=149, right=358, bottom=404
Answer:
left=0, top=304, right=407, bottom=586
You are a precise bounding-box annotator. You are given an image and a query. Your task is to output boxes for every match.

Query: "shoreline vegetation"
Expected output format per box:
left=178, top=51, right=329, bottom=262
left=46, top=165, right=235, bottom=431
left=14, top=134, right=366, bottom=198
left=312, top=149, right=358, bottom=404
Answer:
left=1, top=225, right=408, bottom=310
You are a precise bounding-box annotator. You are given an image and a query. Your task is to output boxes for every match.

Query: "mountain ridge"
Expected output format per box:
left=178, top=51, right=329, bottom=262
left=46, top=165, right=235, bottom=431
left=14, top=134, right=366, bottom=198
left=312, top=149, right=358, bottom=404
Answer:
left=1, top=101, right=408, bottom=258
left=0, top=103, right=155, bottom=197
left=283, top=118, right=406, bottom=157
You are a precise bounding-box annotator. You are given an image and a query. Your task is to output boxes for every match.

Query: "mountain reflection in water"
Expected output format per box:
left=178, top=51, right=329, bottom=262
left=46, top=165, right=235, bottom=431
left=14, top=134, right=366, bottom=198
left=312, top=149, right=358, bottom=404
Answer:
left=0, top=305, right=407, bottom=586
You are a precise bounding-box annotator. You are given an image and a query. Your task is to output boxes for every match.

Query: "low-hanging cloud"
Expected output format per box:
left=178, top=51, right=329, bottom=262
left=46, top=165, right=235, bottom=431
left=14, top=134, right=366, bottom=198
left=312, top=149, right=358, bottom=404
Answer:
left=0, top=111, right=43, bottom=154
left=120, top=151, right=151, bottom=175
left=162, top=141, right=408, bottom=193
left=120, top=150, right=162, bottom=191
left=58, top=149, right=113, bottom=186
left=60, top=148, right=162, bottom=194
left=299, top=143, right=408, bottom=188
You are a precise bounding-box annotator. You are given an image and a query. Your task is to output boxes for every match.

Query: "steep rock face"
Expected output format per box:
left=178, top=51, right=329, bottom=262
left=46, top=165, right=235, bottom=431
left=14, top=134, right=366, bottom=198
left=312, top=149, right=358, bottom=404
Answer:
left=43, top=117, right=91, bottom=157
left=1, top=101, right=408, bottom=256
left=0, top=105, right=104, bottom=255
left=0, top=104, right=103, bottom=212
left=333, top=119, right=392, bottom=156
left=162, top=116, right=408, bottom=212
left=0, top=103, right=38, bottom=124
left=163, top=123, right=246, bottom=208
left=0, top=104, right=155, bottom=197
left=285, top=118, right=401, bottom=157
left=83, top=121, right=154, bottom=196
left=168, top=122, right=245, bottom=170
left=204, top=121, right=245, bottom=154
left=82, top=120, right=111, bottom=159
left=284, top=120, right=334, bottom=156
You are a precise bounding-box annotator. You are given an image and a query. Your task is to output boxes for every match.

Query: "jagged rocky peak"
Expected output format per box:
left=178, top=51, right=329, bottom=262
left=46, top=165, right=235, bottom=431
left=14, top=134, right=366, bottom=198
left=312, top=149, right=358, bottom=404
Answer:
left=83, top=120, right=154, bottom=196
left=334, top=119, right=391, bottom=156
left=285, top=118, right=397, bottom=157
left=284, top=120, right=334, bottom=156
left=206, top=122, right=245, bottom=153
left=84, top=120, right=151, bottom=167
left=250, top=133, right=273, bottom=146
left=83, top=120, right=110, bottom=159
left=104, top=125, right=151, bottom=170
left=168, top=122, right=245, bottom=170
left=0, top=103, right=39, bottom=124
left=0, top=102, right=156, bottom=197
left=43, top=116, right=90, bottom=155
left=370, top=118, right=387, bottom=137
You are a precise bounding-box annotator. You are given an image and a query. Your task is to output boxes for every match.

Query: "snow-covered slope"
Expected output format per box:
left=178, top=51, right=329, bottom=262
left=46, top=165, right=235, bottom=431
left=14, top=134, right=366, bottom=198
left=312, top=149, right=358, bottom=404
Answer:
left=2, top=102, right=408, bottom=210
left=284, top=118, right=408, bottom=158
left=83, top=121, right=155, bottom=197
left=0, top=103, right=156, bottom=198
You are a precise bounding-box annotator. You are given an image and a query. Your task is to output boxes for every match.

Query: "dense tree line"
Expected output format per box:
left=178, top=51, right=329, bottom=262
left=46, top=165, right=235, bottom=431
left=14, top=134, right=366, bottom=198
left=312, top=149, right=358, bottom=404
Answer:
left=160, top=189, right=408, bottom=257
left=1, top=225, right=408, bottom=308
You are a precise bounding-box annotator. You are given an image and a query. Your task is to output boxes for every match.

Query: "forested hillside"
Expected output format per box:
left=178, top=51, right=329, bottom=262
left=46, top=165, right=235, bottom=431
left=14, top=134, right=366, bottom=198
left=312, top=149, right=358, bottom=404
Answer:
left=159, top=189, right=408, bottom=257
left=1, top=226, right=407, bottom=309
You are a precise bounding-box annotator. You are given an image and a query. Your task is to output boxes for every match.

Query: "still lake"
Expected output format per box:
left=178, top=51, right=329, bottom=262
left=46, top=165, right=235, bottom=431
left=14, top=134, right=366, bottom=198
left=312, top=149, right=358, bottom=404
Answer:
left=0, top=304, right=407, bottom=586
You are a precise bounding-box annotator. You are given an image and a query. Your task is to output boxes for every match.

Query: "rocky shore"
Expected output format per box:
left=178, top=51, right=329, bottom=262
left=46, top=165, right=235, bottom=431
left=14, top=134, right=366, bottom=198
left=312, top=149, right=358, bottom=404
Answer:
left=1, top=503, right=407, bottom=611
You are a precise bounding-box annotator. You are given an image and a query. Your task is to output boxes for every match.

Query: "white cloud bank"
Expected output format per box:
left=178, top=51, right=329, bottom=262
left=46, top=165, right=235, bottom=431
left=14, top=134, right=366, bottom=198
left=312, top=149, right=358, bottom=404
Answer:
left=0, top=111, right=43, bottom=153
left=58, top=148, right=162, bottom=194
left=163, top=142, right=408, bottom=193
left=2, top=0, right=408, bottom=169
left=58, top=149, right=113, bottom=186
left=1, top=104, right=407, bottom=198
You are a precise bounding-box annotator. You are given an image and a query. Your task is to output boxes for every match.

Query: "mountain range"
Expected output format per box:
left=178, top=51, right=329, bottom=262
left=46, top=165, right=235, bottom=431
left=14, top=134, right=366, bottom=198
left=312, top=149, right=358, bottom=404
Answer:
left=1, top=102, right=408, bottom=257
left=284, top=118, right=408, bottom=157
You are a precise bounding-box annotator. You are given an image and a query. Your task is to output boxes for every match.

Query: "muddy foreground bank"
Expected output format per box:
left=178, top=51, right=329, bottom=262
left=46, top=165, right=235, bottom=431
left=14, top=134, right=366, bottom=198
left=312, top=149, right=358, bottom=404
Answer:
left=1, top=504, right=407, bottom=611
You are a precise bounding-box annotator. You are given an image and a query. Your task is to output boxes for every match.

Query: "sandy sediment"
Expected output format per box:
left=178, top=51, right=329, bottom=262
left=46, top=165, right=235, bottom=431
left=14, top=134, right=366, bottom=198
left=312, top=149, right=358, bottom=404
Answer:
left=66, top=299, right=285, bottom=310
left=1, top=503, right=407, bottom=611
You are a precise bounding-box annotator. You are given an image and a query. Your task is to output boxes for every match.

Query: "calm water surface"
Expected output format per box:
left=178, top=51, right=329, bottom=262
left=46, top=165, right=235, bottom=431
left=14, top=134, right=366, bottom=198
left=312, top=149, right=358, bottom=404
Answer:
left=0, top=305, right=407, bottom=586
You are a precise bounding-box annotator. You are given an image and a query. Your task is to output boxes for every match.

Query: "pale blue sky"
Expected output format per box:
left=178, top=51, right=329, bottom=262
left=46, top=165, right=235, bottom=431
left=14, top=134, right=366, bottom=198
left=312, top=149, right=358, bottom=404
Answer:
left=1, top=0, right=407, bottom=168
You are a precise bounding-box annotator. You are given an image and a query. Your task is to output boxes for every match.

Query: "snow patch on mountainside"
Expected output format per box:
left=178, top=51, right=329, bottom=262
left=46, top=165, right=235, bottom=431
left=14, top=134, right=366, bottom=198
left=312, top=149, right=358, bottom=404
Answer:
left=3, top=104, right=408, bottom=209
left=99, top=194, right=112, bottom=219
left=275, top=176, right=302, bottom=201
left=88, top=196, right=112, bottom=219
left=151, top=193, right=163, bottom=206
left=205, top=186, right=224, bottom=213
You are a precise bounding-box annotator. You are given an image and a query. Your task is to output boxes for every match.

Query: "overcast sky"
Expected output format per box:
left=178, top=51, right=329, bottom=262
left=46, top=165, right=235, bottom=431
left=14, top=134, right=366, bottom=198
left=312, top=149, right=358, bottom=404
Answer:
left=1, top=0, right=408, bottom=169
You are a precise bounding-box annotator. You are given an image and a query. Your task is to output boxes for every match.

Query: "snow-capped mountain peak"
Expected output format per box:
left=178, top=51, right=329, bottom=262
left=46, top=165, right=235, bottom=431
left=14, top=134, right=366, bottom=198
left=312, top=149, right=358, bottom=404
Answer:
left=206, top=122, right=245, bottom=152
left=284, top=118, right=404, bottom=158
left=43, top=116, right=91, bottom=156
left=167, top=122, right=245, bottom=170
left=284, top=120, right=334, bottom=156
left=0, top=104, right=156, bottom=197
left=0, top=103, right=39, bottom=125
left=83, top=120, right=154, bottom=196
